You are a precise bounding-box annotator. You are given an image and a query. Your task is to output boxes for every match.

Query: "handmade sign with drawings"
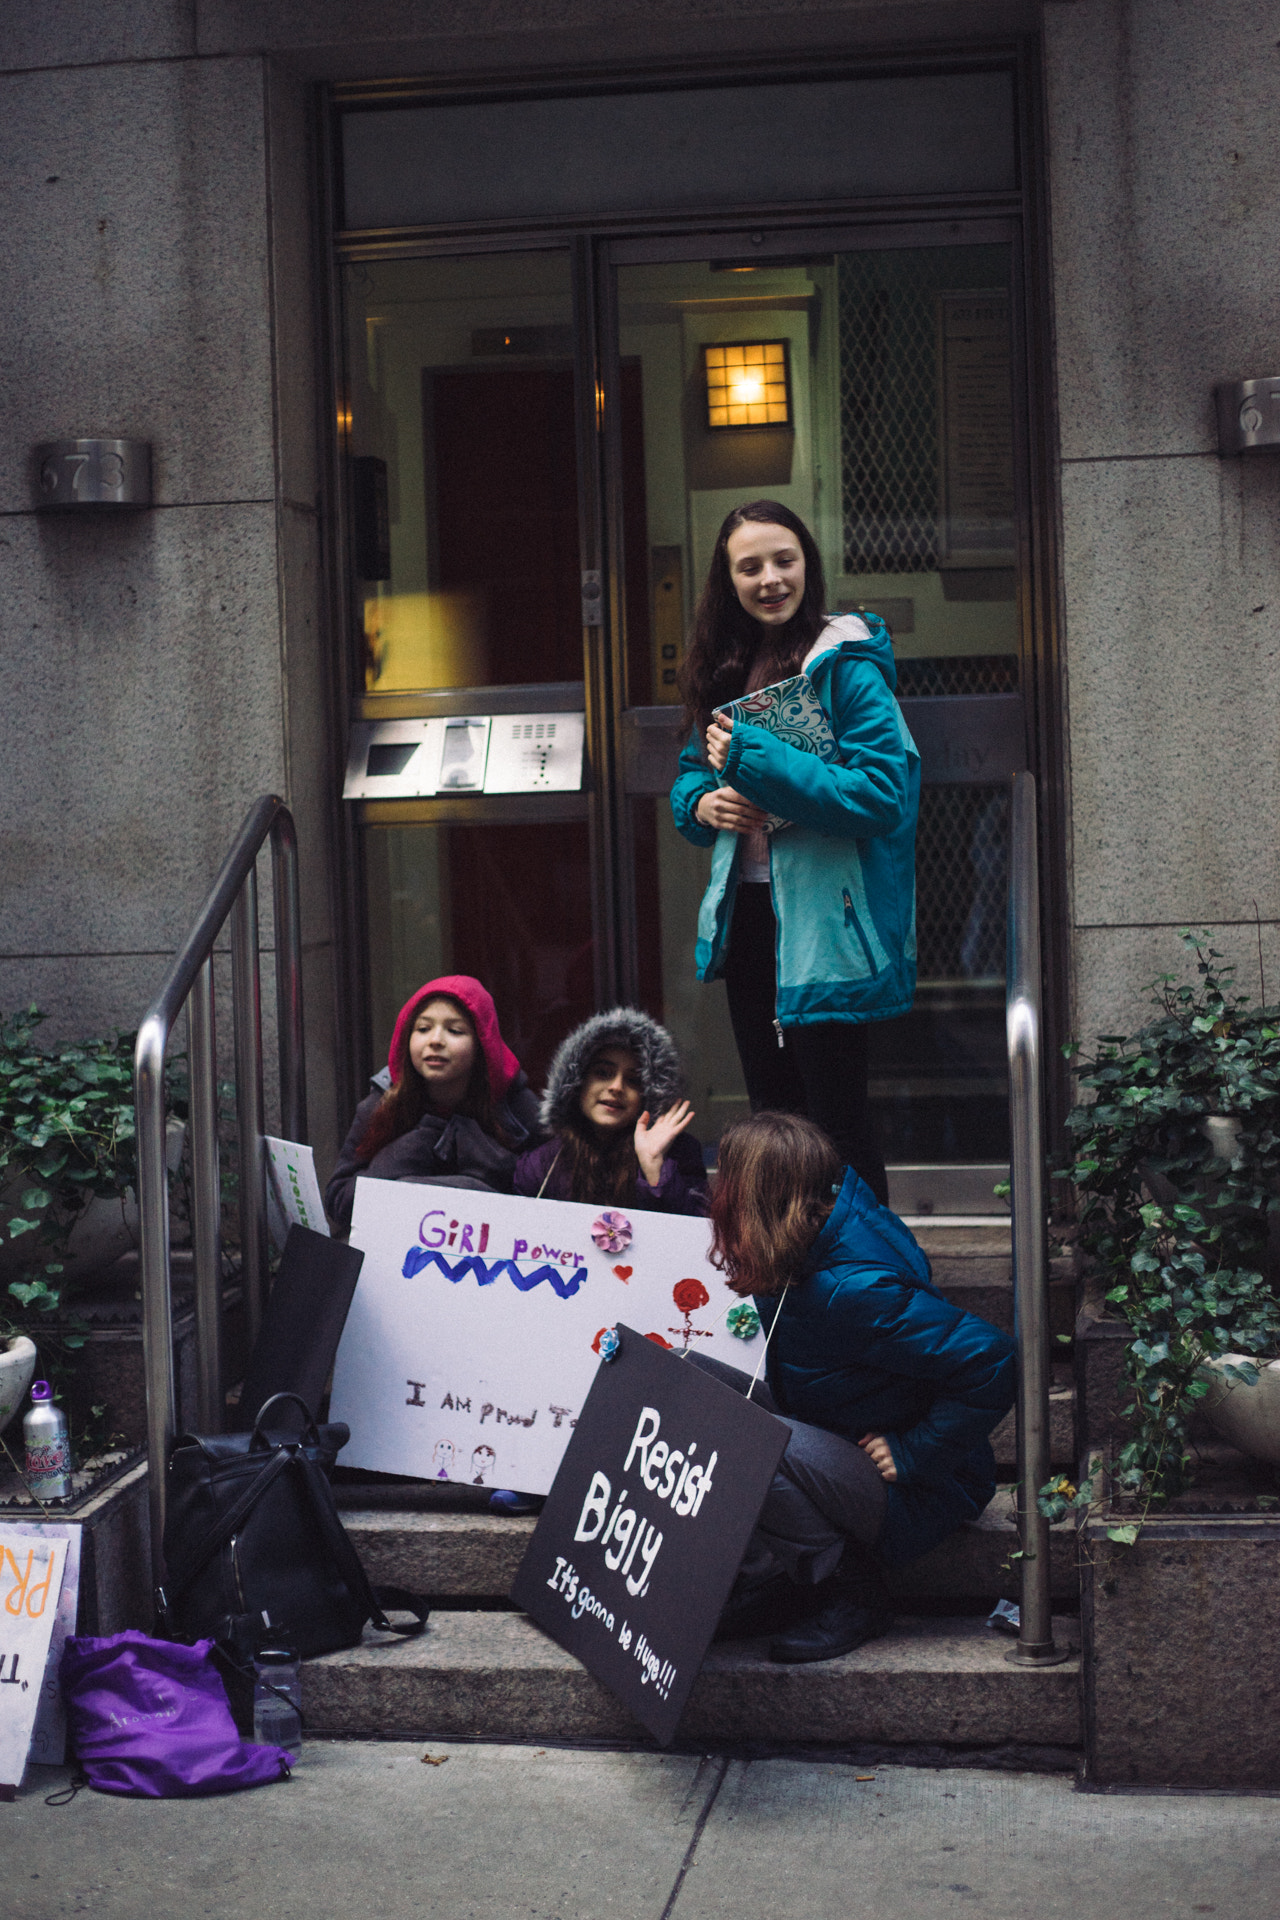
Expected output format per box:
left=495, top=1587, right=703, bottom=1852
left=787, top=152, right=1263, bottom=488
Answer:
left=510, top=1325, right=788, bottom=1745
left=328, top=1180, right=765, bottom=1493
left=0, top=1525, right=71, bottom=1797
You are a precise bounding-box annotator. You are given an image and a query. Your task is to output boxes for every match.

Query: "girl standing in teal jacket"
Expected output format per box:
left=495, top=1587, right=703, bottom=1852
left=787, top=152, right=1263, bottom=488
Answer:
left=671, top=501, right=919, bottom=1202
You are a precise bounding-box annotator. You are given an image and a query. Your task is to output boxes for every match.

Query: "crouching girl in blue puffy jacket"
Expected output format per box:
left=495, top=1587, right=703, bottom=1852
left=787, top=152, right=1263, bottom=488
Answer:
left=693, top=1111, right=1015, bottom=1665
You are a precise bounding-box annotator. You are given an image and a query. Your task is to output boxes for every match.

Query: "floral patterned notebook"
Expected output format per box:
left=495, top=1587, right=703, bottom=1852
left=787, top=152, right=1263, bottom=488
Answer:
left=719, top=672, right=839, bottom=833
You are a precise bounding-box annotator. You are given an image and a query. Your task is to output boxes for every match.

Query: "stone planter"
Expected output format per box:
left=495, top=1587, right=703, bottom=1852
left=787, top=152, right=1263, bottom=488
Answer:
left=53, top=1262, right=249, bottom=1449
left=1082, top=1504, right=1280, bottom=1788
left=0, top=1333, right=37, bottom=1435
left=1202, top=1354, right=1280, bottom=1465
left=0, top=1457, right=151, bottom=1634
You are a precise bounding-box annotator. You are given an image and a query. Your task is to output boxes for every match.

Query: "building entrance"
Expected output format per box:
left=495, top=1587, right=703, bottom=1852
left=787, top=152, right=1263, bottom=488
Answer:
left=334, top=69, right=1041, bottom=1202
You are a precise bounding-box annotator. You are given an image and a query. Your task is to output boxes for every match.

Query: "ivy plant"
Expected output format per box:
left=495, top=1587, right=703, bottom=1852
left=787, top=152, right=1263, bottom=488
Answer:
left=0, top=1005, right=184, bottom=1339
left=1043, top=932, right=1280, bottom=1517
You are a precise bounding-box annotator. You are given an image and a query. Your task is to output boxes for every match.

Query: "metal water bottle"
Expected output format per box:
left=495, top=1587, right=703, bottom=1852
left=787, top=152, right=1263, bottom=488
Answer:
left=24, top=1381, right=72, bottom=1501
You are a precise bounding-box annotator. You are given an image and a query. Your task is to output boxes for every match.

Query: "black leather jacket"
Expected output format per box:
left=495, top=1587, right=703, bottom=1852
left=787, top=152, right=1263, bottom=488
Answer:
left=325, top=1072, right=542, bottom=1231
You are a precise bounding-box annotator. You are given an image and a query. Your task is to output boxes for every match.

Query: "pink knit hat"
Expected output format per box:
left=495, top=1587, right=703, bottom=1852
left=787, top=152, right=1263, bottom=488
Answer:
left=386, top=975, right=521, bottom=1104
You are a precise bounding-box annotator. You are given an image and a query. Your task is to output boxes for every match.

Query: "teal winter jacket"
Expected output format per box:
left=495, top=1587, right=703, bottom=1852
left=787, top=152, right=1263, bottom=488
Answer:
left=760, top=1167, right=1016, bottom=1565
left=670, top=614, right=920, bottom=1027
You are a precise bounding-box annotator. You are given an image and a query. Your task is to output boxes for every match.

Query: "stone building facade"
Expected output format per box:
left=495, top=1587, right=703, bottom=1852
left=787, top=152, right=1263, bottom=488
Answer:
left=2, top=0, right=1276, bottom=1181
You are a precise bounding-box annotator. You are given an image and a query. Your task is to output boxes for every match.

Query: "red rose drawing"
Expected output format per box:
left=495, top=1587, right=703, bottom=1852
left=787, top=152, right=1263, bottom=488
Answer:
left=644, top=1332, right=674, bottom=1349
left=669, top=1276, right=713, bottom=1347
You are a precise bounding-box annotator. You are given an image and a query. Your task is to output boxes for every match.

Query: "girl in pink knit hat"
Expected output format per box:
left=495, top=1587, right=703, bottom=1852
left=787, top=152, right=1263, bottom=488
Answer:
left=325, top=975, right=541, bottom=1231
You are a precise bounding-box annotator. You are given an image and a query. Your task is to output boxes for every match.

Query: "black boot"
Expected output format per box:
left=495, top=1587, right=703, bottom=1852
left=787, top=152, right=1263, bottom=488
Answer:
left=714, top=1571, right=806, bottom=1643
left=768, top=1559, right=892, bottom=1665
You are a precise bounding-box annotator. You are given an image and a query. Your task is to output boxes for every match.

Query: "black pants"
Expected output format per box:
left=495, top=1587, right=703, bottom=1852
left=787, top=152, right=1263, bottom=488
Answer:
left=688, top=1353, right=887, bottom=1588
left=721, top=882, right=889, bottom=1204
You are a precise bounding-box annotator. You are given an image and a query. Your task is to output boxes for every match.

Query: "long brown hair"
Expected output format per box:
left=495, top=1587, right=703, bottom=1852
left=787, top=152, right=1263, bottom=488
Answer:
left=556, top=1121, right=641, bottom=1208
left=553, top=1048, right=642, bottom=1206
left=678, top=501, right=830, bottom=737
left=709, top=1112, right=842, bottom=1297
left=355, top=993, right=512, bottom=1163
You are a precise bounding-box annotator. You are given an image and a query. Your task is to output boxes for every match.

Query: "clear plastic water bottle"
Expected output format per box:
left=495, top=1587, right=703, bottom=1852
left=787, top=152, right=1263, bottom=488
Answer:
left=23, top=1381, right=72, bottom=1502
left=252, top=1646, right=302, bottom=1758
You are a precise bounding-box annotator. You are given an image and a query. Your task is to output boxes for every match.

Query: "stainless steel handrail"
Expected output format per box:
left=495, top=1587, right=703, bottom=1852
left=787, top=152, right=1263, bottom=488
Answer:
left=1005, top=771, right=1069, bottom=1665
left=133, top=795, right=307, bottom=1594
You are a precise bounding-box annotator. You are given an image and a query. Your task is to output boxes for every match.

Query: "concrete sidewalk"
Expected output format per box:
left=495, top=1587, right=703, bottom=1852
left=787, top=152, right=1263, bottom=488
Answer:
left=9, top=1742, right=1279, bottom=1920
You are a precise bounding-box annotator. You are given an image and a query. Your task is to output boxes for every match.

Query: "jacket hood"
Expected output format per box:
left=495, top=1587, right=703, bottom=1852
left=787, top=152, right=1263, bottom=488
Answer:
left=808, top=1164, right=932, bottom=1287
left=387, top=975, right=521, bottom=1104
left=540, top=1007, right=684, bottom=1133
left=805, top=610, right=897, bottom=695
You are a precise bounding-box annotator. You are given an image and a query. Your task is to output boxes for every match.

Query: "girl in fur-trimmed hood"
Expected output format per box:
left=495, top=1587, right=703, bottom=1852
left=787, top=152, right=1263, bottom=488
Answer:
left=514, top=1007, right=709, bottom=1215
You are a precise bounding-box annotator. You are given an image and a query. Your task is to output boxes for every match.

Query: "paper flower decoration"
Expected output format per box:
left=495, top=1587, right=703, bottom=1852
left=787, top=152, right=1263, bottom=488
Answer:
left=590, top=1210, right=633, bottom=1254
left=592, top=1326, right=621, bottom=1362
left=644, top=1332, right=673, bottom=1349
left=726, top=1301, right=762, bottom=1341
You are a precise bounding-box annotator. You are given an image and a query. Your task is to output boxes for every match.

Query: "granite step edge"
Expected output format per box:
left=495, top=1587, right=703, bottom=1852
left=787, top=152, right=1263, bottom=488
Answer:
left=302, top=1611, right=1081, bottom=1747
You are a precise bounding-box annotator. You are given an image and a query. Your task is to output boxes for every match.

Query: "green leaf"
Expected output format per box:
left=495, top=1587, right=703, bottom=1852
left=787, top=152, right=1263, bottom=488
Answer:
left=19, top=1187, right=51, bottom=1212
left=6, top=1216, right=38, bottom=1238
left=1106, top=1524, right=1141, bottom=1546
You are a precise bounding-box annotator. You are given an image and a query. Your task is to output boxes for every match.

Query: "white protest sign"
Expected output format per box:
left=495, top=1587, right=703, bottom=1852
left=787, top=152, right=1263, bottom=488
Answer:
left=265, top=1137, right=330, bottom=1250
left=329, top=1180, right=766, bottom=1494
left=9, top=1522, right=81, bottom=1767
left=0, top=1527, right=69, bottom=1795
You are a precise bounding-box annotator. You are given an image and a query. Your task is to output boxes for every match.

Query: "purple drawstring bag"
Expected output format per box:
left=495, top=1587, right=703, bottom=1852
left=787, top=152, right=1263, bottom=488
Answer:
left=60, top=1631, right=292, bottom=1798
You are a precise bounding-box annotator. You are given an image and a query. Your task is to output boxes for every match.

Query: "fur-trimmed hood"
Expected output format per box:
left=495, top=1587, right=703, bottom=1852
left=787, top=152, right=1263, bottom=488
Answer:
left=539, top=1008, right=684, bottom=1134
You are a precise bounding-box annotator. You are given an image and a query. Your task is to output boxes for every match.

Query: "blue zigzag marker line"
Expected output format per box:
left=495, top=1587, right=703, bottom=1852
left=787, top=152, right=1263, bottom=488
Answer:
left=402, top=1246, right=588, bottom=1300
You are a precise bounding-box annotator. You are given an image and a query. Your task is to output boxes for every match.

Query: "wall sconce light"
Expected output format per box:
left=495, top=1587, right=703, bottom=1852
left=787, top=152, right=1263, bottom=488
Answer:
left=704, top=342, right=791, bottom=430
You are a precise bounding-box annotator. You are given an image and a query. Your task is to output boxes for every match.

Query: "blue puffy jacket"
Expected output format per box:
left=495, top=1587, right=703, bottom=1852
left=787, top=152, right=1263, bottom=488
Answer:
left=670, top=613, right=920, bottom=1027
left=759, top=1168, right=1016, bottom=1565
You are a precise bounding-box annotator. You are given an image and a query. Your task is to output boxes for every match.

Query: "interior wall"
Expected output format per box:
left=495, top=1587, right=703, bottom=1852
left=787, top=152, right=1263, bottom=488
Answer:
left=1044, top=0, right=1280, bottom=1046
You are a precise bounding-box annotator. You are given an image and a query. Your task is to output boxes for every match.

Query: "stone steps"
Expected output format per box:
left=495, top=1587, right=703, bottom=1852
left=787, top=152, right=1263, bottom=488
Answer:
left=302, top=1609, right=1082, bottom=1747
left=313, top=1219, right=1083, bottom=1755
left=336, top=1485, right=1078, bottom=1605
left=991, top=1384, right=1075, bottom=1473
left=920, top=1225, right=1076, bottom=1342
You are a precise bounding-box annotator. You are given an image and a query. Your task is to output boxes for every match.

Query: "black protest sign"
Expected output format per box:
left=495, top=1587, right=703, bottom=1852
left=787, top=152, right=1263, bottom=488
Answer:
left=233, top=1226, right=364, bottom=1431
left=510, top=1324, right=788, bottom=1745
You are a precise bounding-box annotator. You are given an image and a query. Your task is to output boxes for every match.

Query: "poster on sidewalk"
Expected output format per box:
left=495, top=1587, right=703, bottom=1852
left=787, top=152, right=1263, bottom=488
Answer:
left=266, top=1137, right=329, bottom=1251
left=0, top=1525, right=73, bottom=1796
left=16, top=1523, right=82, bottom=1767
left=329, top=1179, right=767, bottom=1493
left=511, top=1326, right=787, bottom=1745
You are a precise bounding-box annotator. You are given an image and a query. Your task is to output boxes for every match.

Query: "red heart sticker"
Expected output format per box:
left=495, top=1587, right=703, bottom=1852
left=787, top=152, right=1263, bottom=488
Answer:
left=612, top=1265, right=633, bottom=1282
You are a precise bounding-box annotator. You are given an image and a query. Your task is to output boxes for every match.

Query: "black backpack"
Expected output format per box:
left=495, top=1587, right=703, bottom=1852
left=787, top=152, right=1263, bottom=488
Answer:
left=158, top=1392, right=427, bottom=1659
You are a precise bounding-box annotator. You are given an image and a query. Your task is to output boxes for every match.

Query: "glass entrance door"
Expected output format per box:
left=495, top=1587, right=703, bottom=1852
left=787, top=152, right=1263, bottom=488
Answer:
left=342, top=249, right=598, bottom=1088
left=605, top=230, right=1025, bottom=1197
left=339, top=225, right=1032, bottom=1201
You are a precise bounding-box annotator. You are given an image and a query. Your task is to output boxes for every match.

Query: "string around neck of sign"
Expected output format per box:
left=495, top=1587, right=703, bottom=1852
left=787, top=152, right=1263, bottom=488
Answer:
left=746, top=1290, right=785, bottom=1402
left=676, top=1280, right=785, bottom=1405
left=534, top=1147, right=563, bottom=1199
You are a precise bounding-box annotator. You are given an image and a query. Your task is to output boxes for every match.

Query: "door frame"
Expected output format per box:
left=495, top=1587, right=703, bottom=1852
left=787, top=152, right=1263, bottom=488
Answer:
left=318, top=37, right=1068, bottom=1149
